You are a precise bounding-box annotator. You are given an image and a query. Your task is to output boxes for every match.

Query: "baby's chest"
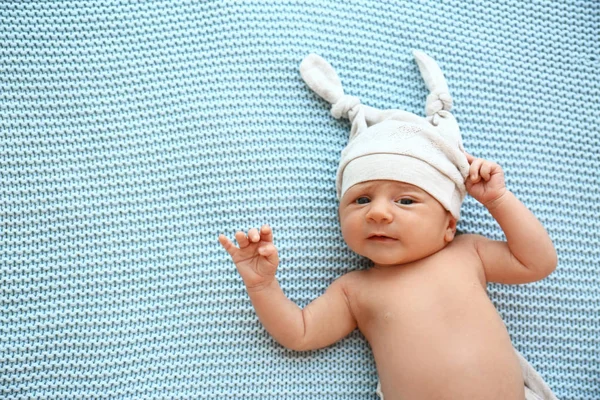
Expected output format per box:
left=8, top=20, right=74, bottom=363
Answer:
left=350, top=264, right=486, bottom=329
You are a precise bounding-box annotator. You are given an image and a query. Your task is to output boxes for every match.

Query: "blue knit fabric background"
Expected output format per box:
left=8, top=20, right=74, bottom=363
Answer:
left=2, top=1, right=599, bottom=399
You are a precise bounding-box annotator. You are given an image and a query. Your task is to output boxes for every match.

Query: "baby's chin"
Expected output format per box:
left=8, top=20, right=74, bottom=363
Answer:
left=364, top=249, right=440, bottom=267
left=366, top=254, right=419, bottom=268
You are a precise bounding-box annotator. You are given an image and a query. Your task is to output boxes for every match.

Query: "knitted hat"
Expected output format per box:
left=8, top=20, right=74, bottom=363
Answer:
left=299, top=51, right=470, bottom=220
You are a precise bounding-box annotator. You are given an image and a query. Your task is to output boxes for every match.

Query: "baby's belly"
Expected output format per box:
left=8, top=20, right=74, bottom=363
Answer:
left=365, top=293, right=524, bottom=399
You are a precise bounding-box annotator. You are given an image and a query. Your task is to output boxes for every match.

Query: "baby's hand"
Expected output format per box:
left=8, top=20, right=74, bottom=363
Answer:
left=218, top=225, right=279, bottom=291
left=465, top=152, right=507, bottom=208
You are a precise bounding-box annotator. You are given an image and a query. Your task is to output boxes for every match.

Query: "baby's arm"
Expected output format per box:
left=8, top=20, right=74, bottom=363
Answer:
left=219, top=225, right=357, bottom=351
left=464, top=154, right=558, bottom=284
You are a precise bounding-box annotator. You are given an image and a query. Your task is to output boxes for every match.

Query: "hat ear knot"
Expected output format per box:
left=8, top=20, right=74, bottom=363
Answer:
left=413, top=50, right=454, bottom=124
left=300, top=54, right=345, bottom=106
left=426, top=91, right=453, bottom=116
left=300, top=54, right=367, bottom=136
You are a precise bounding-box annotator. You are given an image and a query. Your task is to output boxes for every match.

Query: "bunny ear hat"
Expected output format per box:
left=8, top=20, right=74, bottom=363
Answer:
left=300, top=51, right=470, bottom=220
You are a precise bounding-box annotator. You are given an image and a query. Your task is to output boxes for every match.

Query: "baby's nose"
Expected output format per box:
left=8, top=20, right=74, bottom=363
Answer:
left=366, top=200, right=393, bottom=223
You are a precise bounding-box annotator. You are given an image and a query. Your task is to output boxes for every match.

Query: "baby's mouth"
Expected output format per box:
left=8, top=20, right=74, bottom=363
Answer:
left=367, top=234, right=398, bottom=242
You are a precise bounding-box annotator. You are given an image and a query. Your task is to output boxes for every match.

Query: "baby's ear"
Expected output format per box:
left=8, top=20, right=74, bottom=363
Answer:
left=444, top=214, right=457, bottom=242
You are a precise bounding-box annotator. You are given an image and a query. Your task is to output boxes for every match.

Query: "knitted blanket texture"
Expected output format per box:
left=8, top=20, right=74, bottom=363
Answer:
left=2, top=1, right=599, bottom=399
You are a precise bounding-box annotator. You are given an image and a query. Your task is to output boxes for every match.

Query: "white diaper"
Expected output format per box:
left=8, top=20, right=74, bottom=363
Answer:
left=375, top=350, right=557, bottom=400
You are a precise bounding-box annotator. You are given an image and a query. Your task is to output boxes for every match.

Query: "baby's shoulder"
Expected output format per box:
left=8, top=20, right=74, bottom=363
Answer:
left=337, top=269, right=367, bottom=284
left=443, top=233, right=489, bottom=265
left=444, top=233, right=490, bottom=283
left=448, top=233, right=485, bottom=253
left=333, top=269, right=368, bottom=294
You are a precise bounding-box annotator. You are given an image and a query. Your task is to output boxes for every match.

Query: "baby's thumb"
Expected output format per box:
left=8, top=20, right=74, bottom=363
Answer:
left=463, top=151, right=475, bottom=164
left=258, top=243, right=279, bottom=275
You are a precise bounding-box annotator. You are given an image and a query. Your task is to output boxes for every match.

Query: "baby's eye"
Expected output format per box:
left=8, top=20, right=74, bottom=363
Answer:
left=397, top=198, right=414, bottom=205
left=356, top=197, right=370, bottom=205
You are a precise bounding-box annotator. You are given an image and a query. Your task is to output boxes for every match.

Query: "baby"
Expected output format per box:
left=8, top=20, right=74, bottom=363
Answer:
left=219, top=51, right=558, bottom=399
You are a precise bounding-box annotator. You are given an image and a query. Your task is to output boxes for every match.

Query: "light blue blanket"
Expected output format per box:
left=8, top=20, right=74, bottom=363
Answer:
left=2, top=1, right=598, bottom=399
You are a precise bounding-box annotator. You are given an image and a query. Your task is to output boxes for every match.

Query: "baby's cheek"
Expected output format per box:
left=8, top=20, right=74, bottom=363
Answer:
left=340, top=223, right=360, bottom=251
left=340, top=226, right=355, bottom=248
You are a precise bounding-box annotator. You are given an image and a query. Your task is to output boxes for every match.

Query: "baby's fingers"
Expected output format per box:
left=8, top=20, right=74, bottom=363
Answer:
left=247, top=228, right=260, bottom=243
left=218, top=234, right=238, bottom=257
left=260, top=224, right=274, bottom=243
left=480, top=162, right=493, bottom=181
left=235, top=231, right=250, bottom=248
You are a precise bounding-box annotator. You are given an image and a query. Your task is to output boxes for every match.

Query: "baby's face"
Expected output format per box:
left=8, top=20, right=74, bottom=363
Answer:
left=338, top=180, right=456, bottom=267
